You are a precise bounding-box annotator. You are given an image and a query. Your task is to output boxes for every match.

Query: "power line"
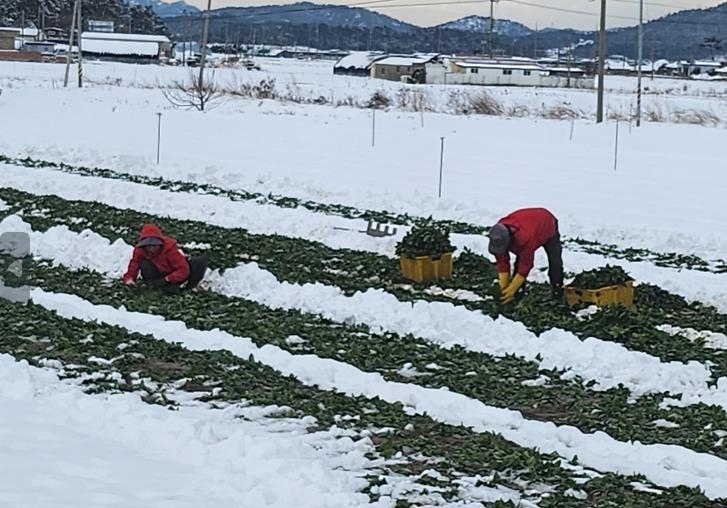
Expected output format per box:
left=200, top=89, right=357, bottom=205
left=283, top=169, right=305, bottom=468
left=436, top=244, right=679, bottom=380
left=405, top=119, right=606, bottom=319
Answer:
left=507, top=0, right=727, bottom=27
left=610, top=0, right=704, bottom=9
left=364, top=0, right=499, bottom=9
left=166, top=0, right=405, bottom=22
left=507, top=0, right=631, bottom=20
left=373, top=0, right=709, bottom=9
left=165, top=0, right=727, bottom=31
left=181, top=0, right=693, bottom=19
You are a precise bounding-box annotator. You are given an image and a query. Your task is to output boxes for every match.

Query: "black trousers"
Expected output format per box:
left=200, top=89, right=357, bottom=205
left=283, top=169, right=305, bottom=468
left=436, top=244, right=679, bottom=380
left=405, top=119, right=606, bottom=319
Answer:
left=513, top=224, right=564, bottom=298
left=543, top=231, right=564, bottom=296
left=139, top=255, right=208, bottom=294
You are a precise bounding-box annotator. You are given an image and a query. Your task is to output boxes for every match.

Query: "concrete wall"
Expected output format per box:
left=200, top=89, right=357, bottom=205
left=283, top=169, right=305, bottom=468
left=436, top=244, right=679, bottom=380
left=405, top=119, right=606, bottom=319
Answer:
left=449, top=66, right=544, bottom=86
left=0, top=50, right=43, bottom=62
left=0, top=30, right=16, bottom=51
left=425, top=63, right=593, bottom=89
left=541, top=76, right=595, bottom=89
left=370, top=63, right=412, bottom=82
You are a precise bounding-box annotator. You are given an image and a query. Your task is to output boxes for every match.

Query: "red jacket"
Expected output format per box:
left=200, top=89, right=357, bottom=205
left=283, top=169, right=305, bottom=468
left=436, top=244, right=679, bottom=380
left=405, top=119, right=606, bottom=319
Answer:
left=494, top=208, right=558, bottom=279
left=123, top=224, right=190, bottom=284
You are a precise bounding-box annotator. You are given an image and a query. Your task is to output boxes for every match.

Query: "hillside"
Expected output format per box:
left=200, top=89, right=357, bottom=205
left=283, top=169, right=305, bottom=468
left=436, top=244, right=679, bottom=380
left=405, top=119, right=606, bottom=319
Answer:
left=130, top=0, right=200, bottom=17
left=162, top=1, right=727, bottom=60
left=435, top=15, right=533, bottom=38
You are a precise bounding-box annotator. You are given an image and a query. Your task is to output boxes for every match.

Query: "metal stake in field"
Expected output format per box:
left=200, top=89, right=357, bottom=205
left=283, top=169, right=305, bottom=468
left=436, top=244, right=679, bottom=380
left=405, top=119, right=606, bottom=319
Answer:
left=569, top=117, right=575, bottom=141
left=438, top=136, right=445, bottom=198
left=636, top=0, right=644, bottom=127
left=156, top=112, right=163, bottom=164
left=613, top=120, right=620, bottom=171
left=77, top=0, right=83, bottom=88
left=371, top=109, right=376, bottom=147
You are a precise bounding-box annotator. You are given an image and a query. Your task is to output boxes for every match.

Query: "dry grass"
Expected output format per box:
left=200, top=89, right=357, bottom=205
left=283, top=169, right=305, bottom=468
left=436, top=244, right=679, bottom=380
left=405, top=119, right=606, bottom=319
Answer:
left=508, top=105, right=531, bottom=117
left=367, top=91, right=391, bottom=109
left=467, top=90, right=505, bottom=115
left=155, top=71, right=726, bottom=128
left=606, top=110, right=631, bottom=122
left=670, top=108, right=720, bottom=126
left=227, top=77, right=278, bottom=100
left=447, top=89, right=504, bottom=116
left=542, top=104, right=581, bottom=120
left=335, top=96, right=359, bottom=108
left=645, top=104, right=665, bottom=123
left=395, top=89, right=428, bottom=112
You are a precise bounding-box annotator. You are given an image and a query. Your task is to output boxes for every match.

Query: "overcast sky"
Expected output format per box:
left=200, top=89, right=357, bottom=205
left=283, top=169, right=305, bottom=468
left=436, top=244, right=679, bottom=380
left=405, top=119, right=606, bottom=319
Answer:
left=182, top=0, right=722, bottom=30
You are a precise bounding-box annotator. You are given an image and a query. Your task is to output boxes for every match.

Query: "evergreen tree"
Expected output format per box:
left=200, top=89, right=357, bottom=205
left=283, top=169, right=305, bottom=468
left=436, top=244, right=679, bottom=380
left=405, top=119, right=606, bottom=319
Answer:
left=0, top=0, right=22, bottom=26
left=2, top=0, right=168, bottom=36
left=128, top=5, right=168, bottom=36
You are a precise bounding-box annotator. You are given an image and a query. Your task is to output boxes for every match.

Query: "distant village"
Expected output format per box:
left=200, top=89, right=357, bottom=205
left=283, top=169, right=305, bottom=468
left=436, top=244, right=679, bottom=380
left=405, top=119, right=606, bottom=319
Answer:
left=2, top=20, right=727, bottom=89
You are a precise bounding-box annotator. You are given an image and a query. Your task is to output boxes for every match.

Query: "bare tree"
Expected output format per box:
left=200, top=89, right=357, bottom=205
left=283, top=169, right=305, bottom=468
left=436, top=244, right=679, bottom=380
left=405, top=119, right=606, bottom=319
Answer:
left=161, top=69, right=221, bottom=111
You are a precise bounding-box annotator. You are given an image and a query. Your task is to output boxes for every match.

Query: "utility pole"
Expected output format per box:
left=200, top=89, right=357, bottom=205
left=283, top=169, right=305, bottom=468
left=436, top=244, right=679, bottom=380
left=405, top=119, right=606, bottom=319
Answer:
left=488, top=0, right=495, bottom=58
left=236, top=27, right=241, bottom=59
left=198, top=0, right=212, bottom=92
left=38, top=1, right=44, bottom=31
left=636, top=0, right=643, bottom=127
left=533, top=23, right=538, bottom=59
left=64, top=0, right=79, bottom=87
left=188, top=12, right=193, bottom=58
left=77, top=0, right=83, bottom=88
left=596, top=0, right=606, bottom=123
left=567, top=29, right=572, bottom=88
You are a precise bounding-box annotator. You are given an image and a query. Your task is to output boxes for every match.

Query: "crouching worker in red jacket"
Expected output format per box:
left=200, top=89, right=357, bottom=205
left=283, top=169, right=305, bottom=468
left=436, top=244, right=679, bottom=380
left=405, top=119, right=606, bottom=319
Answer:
left=122, top=224, right=208, bottom=294
left=487, top=208, right=564, bottom=304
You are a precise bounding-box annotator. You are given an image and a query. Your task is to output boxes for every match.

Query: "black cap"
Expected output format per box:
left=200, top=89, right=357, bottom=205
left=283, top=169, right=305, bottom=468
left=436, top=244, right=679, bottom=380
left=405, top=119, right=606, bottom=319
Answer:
left=137, top=236, right=163, bottom=248
left=487, top=223, right=510, bottom=255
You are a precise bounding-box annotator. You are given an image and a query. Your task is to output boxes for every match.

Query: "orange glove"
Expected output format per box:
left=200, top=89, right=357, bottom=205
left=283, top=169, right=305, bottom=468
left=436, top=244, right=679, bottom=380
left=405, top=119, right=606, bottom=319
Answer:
left=501, top=274, right=525, bottom=304
left=498, top=272, right=510, bottom=291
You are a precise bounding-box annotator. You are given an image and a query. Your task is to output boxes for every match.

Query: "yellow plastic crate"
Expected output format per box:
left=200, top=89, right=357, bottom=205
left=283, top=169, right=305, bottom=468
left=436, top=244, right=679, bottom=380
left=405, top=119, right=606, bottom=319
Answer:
left=400, top=252, right=453, bottom=283
left=564, top=280, right=634, bottom=309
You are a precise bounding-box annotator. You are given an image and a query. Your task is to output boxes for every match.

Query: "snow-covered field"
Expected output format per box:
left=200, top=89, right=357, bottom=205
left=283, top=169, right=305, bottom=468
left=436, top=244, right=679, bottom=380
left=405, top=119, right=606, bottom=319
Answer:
left=2, top=58, right=727, bottom=507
